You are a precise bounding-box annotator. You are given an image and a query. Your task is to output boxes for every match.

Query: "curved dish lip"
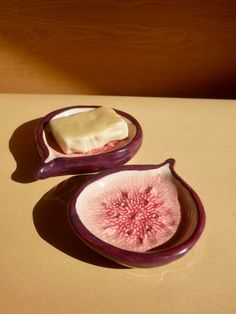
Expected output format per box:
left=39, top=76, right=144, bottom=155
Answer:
left=68, top=159, right=206, bottom=268
left=35, top=105, right=143, bottom=179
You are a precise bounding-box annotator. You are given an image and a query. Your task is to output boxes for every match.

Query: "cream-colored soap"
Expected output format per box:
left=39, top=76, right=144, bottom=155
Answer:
left=49, top=107, right=129, bottom=154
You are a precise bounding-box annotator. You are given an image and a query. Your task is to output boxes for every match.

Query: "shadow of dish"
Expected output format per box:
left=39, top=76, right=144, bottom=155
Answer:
left=33, top=174, right=125, bottom=269
left=9, top=118, right=41, bottom=183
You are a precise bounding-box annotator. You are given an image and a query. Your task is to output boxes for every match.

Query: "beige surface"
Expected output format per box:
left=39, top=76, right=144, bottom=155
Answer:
left=1, top=94, right=236, bottom=314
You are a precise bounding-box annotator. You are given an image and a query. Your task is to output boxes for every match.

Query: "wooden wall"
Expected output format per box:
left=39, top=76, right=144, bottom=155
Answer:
left=0, top=0, right=236, bottom=98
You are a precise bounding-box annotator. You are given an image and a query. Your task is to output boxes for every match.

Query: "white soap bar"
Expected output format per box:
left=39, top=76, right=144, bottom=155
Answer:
left=49, top=107, right=129, bottom=154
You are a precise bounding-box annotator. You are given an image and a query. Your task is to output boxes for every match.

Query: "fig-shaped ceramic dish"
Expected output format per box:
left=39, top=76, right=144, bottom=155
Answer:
left=35, top=106, right=143, bottom=179
left=68, top=159, right=205, bottom=268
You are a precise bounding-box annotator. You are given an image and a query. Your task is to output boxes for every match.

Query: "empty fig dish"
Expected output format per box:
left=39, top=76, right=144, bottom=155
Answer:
left=68, top=159, right=206, bottom=268
left=35, top=106, right=143, bottom=179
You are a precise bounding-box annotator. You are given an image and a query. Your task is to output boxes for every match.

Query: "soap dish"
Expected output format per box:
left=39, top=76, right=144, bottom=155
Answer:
left=68, top=159, right=206, bottom=268
left=35, top=106, right=143, bottom=179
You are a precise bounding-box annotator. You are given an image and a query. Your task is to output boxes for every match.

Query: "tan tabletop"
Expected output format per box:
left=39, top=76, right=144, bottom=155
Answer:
left=1, top=94, right=236, bottom=314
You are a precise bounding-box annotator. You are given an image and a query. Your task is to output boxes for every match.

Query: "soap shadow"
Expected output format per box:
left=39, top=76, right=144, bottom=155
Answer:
left=9, top=118, right=41, bottom=183
left=33, top=174, right=125, bottom=269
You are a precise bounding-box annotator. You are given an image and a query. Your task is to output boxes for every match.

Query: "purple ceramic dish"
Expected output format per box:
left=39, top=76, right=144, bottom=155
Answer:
left=68, top=159, right=205, bottom=268
left=35, top=106, right=143, bottom=179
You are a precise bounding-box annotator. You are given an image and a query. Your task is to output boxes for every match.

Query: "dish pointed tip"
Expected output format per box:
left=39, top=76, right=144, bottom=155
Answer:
left=165, top=158, right=175, bottom=166
left=35, top=164, right=51, bottom=180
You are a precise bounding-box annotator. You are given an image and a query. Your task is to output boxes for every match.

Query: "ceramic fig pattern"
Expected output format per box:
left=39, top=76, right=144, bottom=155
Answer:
left=69, top=160, right=206, bottom=268
left=81, top=173, right=181, bottom=252
left=35, top=106, right=143, bottom=178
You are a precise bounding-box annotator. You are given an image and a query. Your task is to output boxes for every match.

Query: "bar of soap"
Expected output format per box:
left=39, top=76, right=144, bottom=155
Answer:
left=49, top=107, right=129, bottom=154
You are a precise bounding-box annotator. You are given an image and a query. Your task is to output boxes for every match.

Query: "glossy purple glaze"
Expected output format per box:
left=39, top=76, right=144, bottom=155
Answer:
left=68, top=159, right=206, bottom=268
left=35, top=106, right=143, bottom=179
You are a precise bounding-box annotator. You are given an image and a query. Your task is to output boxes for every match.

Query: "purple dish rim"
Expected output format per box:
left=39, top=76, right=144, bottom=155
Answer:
left=35, top=105, right=143, bottom=179
left=68, top=159, right=206, bottom=268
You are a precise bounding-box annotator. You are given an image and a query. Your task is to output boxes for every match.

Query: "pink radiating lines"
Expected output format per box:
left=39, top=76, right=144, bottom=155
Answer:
left=83, top=173, right=181, bottom=252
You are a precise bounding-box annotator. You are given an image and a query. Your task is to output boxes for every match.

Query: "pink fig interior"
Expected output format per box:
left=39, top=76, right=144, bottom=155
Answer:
left=75, top=165, right=198, bottom=253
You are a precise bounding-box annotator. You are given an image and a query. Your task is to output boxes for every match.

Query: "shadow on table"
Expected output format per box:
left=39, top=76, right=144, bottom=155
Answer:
left=9, top=118, right=41, bottom=183
left=33, top=174, right=125, bottom=269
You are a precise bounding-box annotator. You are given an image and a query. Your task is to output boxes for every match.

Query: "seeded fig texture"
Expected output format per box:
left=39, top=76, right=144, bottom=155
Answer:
left=77, top=167, right=181, bottom=252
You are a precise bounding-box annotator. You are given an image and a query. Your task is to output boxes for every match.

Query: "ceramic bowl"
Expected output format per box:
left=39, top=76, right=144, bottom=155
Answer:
left=68, top=159, right=206, bottom=268
left=35, top=106, right=143, bottom=179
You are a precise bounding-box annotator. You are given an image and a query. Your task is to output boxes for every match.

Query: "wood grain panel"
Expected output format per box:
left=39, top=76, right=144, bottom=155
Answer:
left=0, top=0, right=236, bottom=98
